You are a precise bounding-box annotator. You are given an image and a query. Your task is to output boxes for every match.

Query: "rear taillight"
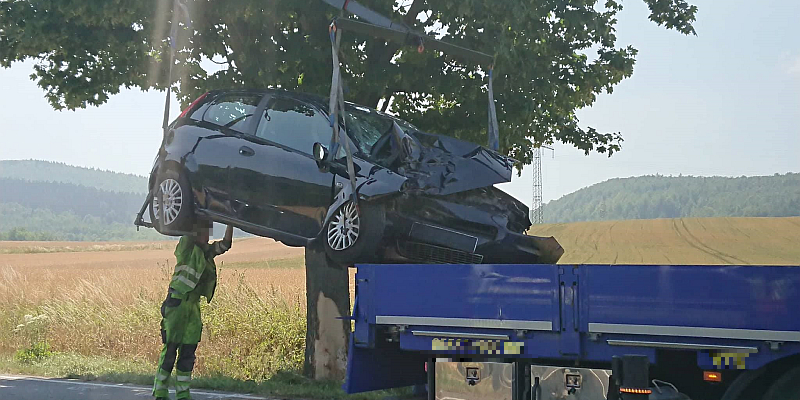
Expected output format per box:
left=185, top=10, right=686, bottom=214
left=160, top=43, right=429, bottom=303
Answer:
left=178, top=91, right=210, bottom=120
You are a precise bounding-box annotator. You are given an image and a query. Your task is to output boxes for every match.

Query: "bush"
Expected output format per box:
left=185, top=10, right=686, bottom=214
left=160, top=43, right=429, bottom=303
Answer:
left=14, top=342, right=53, bottom=364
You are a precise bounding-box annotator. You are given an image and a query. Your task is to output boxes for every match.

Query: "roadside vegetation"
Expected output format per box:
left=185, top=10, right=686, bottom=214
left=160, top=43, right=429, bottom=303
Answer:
left=0, top=253, right=382, bottom=399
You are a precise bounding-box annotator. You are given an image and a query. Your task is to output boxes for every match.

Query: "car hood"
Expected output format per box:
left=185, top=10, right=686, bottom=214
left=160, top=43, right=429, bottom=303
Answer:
left=390, top=129, right=515, bottom=196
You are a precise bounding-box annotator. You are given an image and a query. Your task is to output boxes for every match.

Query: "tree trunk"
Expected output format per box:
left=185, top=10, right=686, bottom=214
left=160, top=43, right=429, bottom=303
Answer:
left=303, top=241, right=351, bottom=380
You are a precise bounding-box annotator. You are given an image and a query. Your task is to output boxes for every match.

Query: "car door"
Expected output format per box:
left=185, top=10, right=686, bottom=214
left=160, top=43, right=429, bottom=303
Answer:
left=228, top=95, right=338, bottom=239
left=189, top=91, right=266, bottom=216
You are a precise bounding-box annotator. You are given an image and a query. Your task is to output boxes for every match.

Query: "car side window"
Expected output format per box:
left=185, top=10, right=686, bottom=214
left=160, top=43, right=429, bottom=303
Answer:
left=255, top=97, right=334, bottom=155
left=202, top=93, right=262, bottom=133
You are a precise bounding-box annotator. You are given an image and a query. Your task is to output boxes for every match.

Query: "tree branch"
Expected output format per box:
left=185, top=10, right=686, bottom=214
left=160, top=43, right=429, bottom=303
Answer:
left=358, top=0, right=428, bottom=107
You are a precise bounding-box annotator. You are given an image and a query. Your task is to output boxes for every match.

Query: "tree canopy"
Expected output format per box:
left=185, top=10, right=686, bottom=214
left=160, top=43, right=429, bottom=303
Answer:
left=0, top=0, right=697, bottom=166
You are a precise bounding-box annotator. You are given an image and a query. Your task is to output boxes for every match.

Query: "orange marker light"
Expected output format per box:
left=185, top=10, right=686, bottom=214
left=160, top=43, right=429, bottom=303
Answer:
left=704, top=371, right=722, bottom=382
left=619, top=388, right=652, bottom=394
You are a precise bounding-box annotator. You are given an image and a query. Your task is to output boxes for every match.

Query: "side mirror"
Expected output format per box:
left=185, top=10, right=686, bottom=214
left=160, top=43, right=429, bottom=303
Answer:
left=313, top=142, right=329, bottom=164
left=313, top=142, right=331, bottom=173
left=313, top=142, right=352, bottom=178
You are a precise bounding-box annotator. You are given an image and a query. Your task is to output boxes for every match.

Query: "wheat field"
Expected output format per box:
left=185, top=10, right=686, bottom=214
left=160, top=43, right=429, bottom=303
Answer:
left=0, top=237, right=330, bottom=381
left=528, top=216, right=800, bottom=265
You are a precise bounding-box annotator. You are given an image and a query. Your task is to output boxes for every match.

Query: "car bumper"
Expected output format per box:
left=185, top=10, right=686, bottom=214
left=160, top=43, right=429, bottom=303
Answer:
left=384, top=212, right=563, bottom=265
left=477, top=230, right=564, bottom=264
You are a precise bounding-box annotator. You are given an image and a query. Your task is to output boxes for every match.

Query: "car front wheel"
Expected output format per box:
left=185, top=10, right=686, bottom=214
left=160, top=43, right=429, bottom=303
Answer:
left=323, top=200, right=385, bottom=266
left=149, top=168, right=194, bottom=234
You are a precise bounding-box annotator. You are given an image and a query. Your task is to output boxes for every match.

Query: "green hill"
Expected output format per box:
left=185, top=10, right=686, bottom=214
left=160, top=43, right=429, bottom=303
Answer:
left=0, top=160, right=253, bottom=241
left=0, top=160, right=155, bottom=240
left=543, top=173, right=800, bottom=223
left=0, top=159, right=148, bottom=194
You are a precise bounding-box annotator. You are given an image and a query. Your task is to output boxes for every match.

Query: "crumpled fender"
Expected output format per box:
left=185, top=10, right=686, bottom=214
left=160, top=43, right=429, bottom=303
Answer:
left=321, top=164, right=408, bottom=230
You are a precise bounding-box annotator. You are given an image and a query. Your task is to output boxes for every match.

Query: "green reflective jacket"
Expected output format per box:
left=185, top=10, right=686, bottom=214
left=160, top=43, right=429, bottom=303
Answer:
left=161, top=235, right=228, bottom=344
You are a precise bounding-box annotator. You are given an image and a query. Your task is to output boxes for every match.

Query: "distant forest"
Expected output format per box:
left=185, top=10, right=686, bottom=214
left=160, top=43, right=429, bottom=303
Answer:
left=0, top=202, right=165, bottom=241
left=543, top=173, right=800, bottom=223
left=0, top=160, right=244, bottom=241
left=0, top=159, right=148, bottom=194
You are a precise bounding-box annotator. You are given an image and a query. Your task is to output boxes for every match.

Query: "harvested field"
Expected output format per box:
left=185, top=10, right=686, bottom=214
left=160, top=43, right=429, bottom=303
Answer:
left=528, top=216, right=800, bottom=265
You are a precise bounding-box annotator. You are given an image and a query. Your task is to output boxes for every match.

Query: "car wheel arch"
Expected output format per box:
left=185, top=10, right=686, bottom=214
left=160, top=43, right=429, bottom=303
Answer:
left=154, top=160, right=192, bottom=190
left=152, top=160, right=199, bottom=214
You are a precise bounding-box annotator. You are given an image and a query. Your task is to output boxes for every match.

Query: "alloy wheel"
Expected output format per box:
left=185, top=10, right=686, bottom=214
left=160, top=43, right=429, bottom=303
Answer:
left=155, top=178, right=183, bottom=225
left=327, top=202, right=360, bottom=251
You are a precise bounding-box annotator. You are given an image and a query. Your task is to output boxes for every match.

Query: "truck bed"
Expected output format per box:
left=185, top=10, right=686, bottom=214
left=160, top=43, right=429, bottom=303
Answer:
left=343, top=263, right=800, bottom=395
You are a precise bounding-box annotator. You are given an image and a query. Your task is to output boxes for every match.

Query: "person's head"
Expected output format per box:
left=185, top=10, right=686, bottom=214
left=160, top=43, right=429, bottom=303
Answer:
left=192, top=218, right=213, bottom=244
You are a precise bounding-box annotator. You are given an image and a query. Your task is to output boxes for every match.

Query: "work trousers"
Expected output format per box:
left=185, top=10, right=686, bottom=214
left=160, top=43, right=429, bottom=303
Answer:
left=152, top=336, right=197, bottom=399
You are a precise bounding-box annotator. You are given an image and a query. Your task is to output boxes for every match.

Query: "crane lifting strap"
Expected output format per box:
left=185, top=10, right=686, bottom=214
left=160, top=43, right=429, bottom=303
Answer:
left=327, top=21, right=359, bottom=201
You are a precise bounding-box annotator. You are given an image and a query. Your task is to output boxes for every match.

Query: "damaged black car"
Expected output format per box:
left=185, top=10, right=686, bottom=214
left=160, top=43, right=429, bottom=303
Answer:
left=135, top=89, right=563, bottom=266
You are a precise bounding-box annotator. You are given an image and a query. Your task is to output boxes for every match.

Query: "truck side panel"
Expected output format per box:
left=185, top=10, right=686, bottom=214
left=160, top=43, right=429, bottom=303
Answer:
left=359, top=264, right=560, bottom=332
left=582, top=264, right=800, bottom=333
left=345, top=263, right=800, bottom=394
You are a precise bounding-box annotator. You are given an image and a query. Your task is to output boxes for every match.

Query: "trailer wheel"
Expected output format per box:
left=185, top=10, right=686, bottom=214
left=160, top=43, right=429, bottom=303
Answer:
left=720, top=369, right=769, bottom=400
left=763, top=364, right=800, bottom=400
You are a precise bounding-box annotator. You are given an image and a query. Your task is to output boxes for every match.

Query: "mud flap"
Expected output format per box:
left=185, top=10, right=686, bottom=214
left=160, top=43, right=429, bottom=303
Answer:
left=342, top=334, right=427, bottom=394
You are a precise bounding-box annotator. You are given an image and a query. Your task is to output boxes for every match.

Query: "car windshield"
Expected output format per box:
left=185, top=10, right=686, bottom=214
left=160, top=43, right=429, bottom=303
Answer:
left=342, top=104, right=417, bottom=155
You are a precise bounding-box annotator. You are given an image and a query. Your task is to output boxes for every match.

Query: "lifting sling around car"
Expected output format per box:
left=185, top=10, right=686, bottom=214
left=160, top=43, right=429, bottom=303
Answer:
left=134, top=0, right=564, bottom=267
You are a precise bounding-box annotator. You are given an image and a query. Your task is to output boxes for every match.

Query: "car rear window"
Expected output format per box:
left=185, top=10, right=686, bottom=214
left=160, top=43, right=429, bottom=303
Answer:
left=202, top=93, right=263, bottom=132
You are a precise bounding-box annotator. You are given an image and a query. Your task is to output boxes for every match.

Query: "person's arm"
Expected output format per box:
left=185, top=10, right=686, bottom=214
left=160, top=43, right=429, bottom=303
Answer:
left=206, top=225, right=234, bottom=258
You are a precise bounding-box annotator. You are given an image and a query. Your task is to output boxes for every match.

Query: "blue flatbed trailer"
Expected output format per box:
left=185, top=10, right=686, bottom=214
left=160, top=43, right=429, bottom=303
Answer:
left=342, top=263, right=800, bottom=400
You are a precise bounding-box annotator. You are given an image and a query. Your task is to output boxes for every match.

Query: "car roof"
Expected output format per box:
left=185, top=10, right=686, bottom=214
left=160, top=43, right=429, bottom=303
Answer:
left=208, top=88, right=410, bottom=125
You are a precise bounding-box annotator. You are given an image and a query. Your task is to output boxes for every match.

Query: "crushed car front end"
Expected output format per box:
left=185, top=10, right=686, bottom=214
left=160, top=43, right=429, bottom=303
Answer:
left=378, top=186, right=564, bottom=265
left=324, top=115, right=564, bottom=265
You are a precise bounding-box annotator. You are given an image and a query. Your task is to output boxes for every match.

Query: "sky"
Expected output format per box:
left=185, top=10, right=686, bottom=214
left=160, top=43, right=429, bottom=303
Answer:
left=1, top=0, right=798, bottom=207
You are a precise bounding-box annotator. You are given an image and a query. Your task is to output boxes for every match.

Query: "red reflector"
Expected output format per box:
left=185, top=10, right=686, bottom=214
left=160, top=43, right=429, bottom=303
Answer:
left=619, top=387, right=652, bottom=394
left=704, top=371, right=722, bottom=382
left=178, top=91, right=209, bottom=119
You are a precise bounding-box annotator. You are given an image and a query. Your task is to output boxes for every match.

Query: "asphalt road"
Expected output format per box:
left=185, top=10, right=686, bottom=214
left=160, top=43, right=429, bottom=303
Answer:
left=0, top=374, right=269, bottom=400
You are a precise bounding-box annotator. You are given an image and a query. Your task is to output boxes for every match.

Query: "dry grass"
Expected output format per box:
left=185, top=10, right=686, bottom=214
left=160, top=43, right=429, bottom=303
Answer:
left=528, top=216, right=800, bottom=265
left=0, top=258, right=311, bottom=380
left=0, top=235, right=360, bottom=383
left=0, top=236, right=326, bottom=382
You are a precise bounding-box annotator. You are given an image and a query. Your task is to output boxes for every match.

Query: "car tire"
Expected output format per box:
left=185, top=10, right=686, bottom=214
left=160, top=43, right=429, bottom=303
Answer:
left=149, top=168, right=194, bottom=234
left=323, top=200, right=386, bottom=266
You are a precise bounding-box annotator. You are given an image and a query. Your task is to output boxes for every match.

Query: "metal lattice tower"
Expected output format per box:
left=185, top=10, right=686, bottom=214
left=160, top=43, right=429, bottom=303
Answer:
left=531, top=145, right=553, bottom=224
left=531, top=147, right=543, bottom=224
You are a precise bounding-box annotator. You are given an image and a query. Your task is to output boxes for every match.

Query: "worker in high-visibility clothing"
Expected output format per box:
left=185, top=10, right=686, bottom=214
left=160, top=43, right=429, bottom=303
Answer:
left=152, top=219, right=233, bottom=400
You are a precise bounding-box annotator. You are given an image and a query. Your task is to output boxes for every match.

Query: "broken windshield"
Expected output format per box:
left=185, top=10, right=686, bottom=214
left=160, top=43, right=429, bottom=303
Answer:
left=343, top=104, right=417, bottom=155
